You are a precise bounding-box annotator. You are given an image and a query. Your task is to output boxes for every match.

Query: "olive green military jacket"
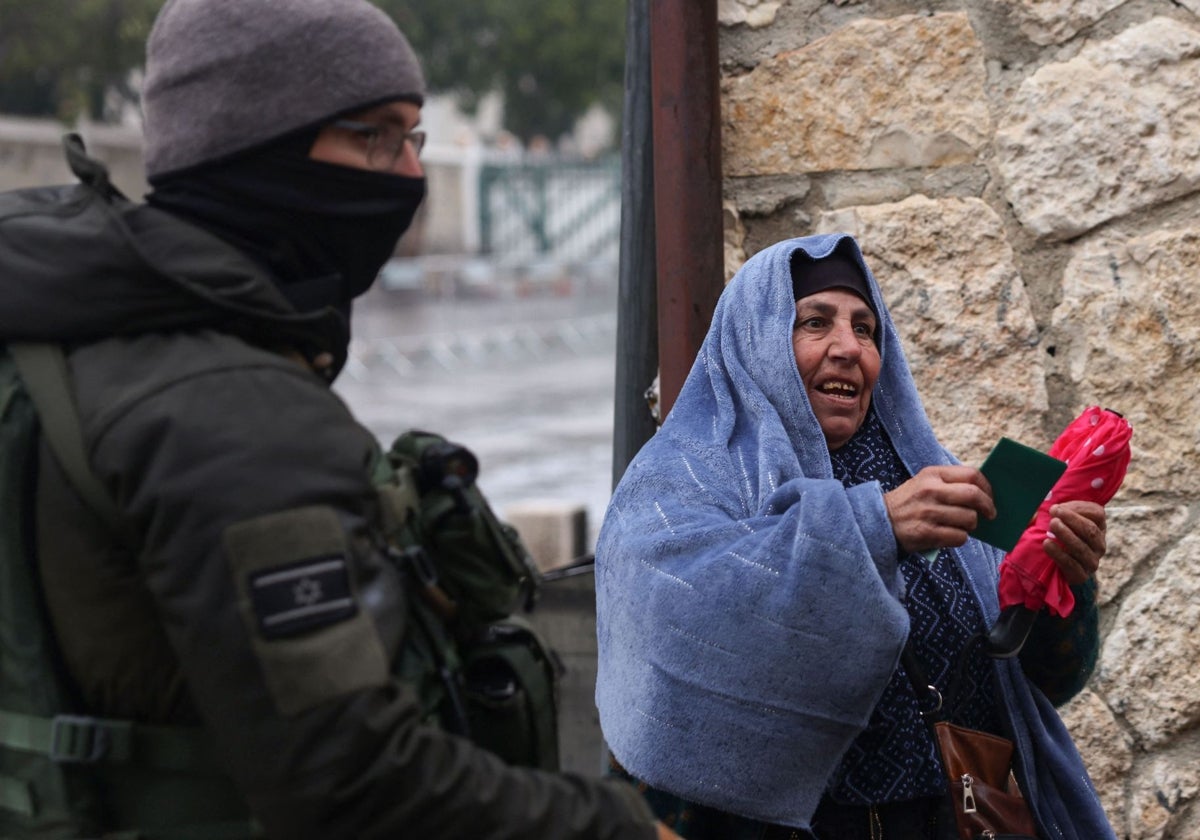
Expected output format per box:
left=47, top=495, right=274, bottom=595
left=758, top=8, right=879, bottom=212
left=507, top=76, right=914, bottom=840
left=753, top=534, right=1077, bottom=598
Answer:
left=2, top=151, right=657, bottom=840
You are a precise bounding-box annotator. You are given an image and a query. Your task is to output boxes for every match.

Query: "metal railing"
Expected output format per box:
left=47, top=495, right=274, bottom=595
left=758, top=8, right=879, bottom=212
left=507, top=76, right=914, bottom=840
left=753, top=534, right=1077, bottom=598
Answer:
left=343, top=313, right=617, bottom=380
left=478, top=158, right=620, bottom=263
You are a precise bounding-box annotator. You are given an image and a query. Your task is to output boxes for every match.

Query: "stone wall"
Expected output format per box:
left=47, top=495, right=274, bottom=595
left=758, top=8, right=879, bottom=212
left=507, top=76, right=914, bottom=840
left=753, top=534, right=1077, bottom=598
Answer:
left=718, top=2, right=1200, bottom=838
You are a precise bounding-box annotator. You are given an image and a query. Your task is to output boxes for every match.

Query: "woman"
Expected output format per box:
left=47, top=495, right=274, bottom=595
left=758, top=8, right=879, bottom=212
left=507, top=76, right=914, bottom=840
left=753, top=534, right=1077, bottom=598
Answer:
left=595, top=234, right=1113, bottom=839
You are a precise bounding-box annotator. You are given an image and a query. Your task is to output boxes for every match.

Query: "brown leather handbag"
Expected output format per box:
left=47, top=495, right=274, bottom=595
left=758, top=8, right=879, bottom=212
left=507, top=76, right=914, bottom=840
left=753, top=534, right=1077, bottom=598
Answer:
left=933, top=721, right=1038, bottom=840
left=903, top=645, right=1039, bottom=840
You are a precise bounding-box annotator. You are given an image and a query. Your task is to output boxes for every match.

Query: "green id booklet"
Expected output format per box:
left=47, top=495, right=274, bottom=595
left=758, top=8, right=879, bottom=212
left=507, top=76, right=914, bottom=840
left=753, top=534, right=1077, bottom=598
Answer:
left=970, top=437, right=1067, bottom=552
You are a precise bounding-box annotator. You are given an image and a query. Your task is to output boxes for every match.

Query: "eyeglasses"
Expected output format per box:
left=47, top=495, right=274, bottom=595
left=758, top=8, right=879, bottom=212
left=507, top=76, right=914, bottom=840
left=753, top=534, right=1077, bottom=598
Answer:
left=330, top=119, right=427, bottom=170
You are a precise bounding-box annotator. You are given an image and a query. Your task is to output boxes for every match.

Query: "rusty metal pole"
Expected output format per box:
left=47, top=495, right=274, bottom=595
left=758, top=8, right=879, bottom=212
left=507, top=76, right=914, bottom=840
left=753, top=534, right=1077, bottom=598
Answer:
left=649, top=0, right=724, bottom=419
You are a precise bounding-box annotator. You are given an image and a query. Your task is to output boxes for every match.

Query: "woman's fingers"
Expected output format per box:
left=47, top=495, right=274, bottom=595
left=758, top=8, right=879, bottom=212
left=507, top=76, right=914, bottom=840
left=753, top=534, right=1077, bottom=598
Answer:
left=885, top=466, right=996, bottom=553
left=887, top=467, right=1110, bottom=581
left=1043, top=537, right=1093, bottom=584
left=1043, top=501, right=1106, bottom=584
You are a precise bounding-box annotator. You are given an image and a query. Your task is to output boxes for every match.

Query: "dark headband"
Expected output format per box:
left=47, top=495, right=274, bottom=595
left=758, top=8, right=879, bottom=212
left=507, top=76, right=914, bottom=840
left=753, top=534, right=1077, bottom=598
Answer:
left=790, top=249, right=874, bottom=312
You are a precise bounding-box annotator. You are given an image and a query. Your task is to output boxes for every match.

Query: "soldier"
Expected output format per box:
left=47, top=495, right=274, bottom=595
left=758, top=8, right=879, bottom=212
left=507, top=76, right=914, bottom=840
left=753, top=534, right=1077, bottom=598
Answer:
left=0, top=0, right=679, bottom=837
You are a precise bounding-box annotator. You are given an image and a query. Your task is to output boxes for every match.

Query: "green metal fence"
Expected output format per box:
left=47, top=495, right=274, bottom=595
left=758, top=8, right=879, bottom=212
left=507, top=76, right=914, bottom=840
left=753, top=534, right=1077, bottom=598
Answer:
left=478, top=158, right=620, bottom=262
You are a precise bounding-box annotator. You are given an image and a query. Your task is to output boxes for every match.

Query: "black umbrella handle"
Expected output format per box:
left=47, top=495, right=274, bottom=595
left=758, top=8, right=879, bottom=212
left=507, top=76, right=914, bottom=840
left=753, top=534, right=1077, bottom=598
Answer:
left=984, top=605, right=1040, bottom=659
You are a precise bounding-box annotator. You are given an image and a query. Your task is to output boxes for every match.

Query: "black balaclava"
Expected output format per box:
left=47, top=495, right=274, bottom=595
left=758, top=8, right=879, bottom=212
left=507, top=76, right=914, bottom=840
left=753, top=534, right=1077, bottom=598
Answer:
left=146, top=126, right=426, bottom=318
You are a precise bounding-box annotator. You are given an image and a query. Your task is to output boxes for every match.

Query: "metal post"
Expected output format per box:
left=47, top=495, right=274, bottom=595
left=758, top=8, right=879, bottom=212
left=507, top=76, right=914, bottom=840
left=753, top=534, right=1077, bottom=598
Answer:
left=649, top=0, right=724, bottom=419
left=613, top=0, right=660, bottom=487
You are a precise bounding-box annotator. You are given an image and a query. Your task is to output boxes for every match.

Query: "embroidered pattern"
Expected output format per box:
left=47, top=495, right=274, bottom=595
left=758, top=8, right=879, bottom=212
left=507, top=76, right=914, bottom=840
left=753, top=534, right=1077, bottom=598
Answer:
left=825, top=409, right=1002, bottom=803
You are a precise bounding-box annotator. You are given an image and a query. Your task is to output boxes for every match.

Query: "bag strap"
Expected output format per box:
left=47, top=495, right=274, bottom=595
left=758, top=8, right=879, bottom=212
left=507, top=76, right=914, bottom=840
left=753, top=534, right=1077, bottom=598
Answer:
left=902, top=633, right=991, bottom=726
left=0, top=709, right=216, bottom=773
left=2, top=343, right=223, bottom=775
left=0, top=706, right=248, bottom=827
left=7, top=341, right=121, bottom=529
left=900, top=643, right=944, bottom=723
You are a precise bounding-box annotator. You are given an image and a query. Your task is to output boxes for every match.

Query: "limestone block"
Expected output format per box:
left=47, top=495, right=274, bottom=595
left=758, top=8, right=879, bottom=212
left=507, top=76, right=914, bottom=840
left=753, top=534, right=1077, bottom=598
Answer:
left=724, top=174, right=810, bottom=217
left=1128, top=752, right=1200, bottom=840
left=723, top=200, right=748, bottom=283
left=820, top=171, right=926, bottom=211
left=1059, top=689, right=1132, bottom=834
left=1050, top=229, right=1200, bottom=497
left=817, top=195, right=1047, bottom=464
left=1095, top=532, right=1200, bottom=748
left=505, top=500, right=588, bottom=573
left=1007, top=0, right=1125, bottom=46
left=1161, top=797, right=1200, bottom=840
left=995, top=17, right=1200, bottom=240
left=722, top=13, right=989, bottom=177
left=1098, top=505, right=1190, bottom=606
left=718, top=0, right=781, bottom=29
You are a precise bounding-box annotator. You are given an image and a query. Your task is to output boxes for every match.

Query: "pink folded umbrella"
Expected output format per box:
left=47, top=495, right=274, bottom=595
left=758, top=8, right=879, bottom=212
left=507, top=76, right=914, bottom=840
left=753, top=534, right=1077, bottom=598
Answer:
left=997, top=406, right=1132, bottom=619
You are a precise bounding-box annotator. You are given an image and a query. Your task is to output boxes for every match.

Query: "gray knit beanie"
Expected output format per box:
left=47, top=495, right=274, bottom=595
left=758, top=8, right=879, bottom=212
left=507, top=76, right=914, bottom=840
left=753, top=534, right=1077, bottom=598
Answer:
left=142, top=0, right=426, bottom=179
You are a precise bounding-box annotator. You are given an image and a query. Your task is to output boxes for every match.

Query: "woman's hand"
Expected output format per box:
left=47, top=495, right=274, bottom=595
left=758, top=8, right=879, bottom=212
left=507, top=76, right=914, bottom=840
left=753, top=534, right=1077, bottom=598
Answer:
left=1043, top=500, right=1106, bottom=584
left=884, top=465, right=996, bottom=554
left=656, top=822, right=683, bottom=840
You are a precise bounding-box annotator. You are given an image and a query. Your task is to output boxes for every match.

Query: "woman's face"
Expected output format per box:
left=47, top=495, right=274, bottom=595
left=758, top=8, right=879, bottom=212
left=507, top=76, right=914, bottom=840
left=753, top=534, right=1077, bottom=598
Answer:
left=792, top=289, right=881, bottom=451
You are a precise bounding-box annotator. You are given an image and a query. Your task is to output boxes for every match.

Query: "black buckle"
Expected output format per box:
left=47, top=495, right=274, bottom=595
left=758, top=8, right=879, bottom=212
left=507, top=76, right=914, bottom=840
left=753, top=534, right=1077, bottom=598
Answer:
left=49, top=715, right=110, bottom=763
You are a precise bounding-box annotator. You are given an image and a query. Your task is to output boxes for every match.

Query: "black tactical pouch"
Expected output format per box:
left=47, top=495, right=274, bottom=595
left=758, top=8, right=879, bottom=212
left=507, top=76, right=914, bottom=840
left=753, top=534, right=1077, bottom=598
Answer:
left=377, top=430, right=562, bottom=771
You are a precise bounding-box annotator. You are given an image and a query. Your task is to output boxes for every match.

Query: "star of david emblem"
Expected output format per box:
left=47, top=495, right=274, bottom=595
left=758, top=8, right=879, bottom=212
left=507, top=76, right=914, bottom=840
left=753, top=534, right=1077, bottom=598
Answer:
left=293, top=577, right=323, bottom=607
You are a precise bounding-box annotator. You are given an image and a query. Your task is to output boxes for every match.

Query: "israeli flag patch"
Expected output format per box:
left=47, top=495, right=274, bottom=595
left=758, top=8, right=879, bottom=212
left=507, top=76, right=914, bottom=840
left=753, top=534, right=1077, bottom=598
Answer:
left=249, top=555, right=358, bottom=639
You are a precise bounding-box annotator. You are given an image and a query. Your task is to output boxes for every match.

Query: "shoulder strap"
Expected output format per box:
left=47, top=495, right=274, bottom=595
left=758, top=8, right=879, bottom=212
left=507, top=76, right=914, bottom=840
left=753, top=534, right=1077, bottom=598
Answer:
left=903, top=633, right=995, bottom=727
left=2, top=344, right=256, bottom=833
left=901, top=642, right=944, bottom=723
left=7, top=342, right=121, bottom=529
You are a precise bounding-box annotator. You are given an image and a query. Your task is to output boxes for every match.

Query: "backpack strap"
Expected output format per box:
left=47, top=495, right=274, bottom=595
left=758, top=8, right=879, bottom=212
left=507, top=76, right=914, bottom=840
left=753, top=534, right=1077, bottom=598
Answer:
left=0, top=709, right=214, bottom=772
left=2, top=343, right=257, bottom=834
left=7, top=341, right=121, bottom=529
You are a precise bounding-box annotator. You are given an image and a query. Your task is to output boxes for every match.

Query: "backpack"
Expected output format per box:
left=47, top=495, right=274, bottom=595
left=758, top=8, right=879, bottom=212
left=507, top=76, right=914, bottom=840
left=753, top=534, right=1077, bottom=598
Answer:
left=375, top=430, right=562, bottom=771
left=0, top=346, right=109, bottom=837
left=0, top=341, right=562, bottom=836
left=1, top=344, right=261, bottom=839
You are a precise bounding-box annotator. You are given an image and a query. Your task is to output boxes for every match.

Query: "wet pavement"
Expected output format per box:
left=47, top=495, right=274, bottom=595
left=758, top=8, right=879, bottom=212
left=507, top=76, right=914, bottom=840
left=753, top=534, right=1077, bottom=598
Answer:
left=334, top=283, right=621, bottom=550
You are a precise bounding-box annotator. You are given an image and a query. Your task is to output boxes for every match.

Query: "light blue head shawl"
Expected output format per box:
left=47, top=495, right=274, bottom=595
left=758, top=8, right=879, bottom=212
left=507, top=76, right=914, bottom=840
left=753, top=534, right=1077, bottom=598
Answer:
left=595, top=234, right=1114, bottom=838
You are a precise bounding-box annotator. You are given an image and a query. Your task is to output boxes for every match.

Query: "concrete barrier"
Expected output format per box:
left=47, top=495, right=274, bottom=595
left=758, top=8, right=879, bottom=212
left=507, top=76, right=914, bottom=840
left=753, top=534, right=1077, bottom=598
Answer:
left=526, top=561, right=605, bottom=776
left=505, top=500, right=589, bottom=573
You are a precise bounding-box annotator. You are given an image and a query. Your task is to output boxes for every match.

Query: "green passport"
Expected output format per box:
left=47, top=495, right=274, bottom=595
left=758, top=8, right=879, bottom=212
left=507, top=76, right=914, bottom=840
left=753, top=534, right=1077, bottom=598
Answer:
left=970, top=437, right=1067, bottom=552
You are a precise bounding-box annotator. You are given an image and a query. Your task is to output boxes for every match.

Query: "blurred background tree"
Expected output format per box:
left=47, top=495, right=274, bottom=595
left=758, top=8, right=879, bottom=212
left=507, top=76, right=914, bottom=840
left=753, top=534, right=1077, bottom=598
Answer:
left=0, top=0, right=162, bottom=121
left=378, top=0, right=626, bottom=145
left=0, top=0, right=626, bottom=145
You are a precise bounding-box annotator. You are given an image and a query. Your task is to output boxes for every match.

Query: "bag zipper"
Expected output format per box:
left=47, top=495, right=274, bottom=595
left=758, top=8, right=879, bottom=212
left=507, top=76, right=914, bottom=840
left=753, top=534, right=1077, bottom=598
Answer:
left=962, top=773, right=978, bottom=813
